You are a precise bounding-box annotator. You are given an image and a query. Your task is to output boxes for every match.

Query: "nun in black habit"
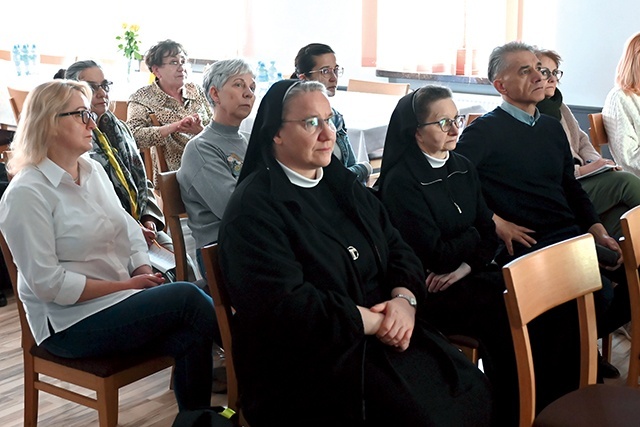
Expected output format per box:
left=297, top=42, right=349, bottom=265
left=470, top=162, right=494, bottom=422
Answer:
left=217, top=79, right=492, bottom=426
left=376, top=85, right=517, bottom=425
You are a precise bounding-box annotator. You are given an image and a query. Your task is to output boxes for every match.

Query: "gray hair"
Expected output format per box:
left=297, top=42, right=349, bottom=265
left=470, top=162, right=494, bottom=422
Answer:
left=64, top=60, right=100, bottom=81
left=487, top=41, right=535, bottom=82
left=202, top=59, right=255, bottom=107
left=282, top=80, right=327, bottom=116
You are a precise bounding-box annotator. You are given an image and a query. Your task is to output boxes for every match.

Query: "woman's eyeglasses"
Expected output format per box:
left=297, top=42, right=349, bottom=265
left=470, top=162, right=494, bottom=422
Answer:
left=307, top=66, right=344, bottom=78
left=57, top=109, right=98, bottom=124
left=549, top=69, right=563, bottom=81
left=86, top=80, right=113, bottom=93
left=282, top=115, right=337, bottom=133
left=162, top=58, right=189, bottom=67
left=418, top=115, right=466, bottom=133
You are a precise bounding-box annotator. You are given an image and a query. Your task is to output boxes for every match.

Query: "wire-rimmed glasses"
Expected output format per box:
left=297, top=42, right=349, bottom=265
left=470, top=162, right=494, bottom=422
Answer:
left=282, top=115, right=336, bottom=133
left=307, top=66, right=344, bottom=78
left=417, top=115, right=466, bottom=133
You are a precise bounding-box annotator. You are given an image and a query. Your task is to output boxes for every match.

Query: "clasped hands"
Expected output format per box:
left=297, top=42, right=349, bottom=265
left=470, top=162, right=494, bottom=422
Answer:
left=358, top=287, right=416, bottom=352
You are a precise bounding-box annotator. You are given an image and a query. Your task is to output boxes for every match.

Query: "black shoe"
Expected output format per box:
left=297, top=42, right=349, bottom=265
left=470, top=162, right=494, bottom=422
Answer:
left=0, top=291, right=6, bottom=307
left=598, top=355, right=621, bottom=379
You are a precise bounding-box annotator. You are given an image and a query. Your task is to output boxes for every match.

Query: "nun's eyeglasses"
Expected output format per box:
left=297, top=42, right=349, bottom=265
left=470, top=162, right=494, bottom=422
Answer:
left=282, top=115, right=337, bottom=133
left=417, top=115, right=465, bottom=133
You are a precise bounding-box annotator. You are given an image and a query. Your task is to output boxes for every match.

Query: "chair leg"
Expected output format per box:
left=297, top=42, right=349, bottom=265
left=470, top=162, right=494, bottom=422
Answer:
left=23, top=356, right=38, bottom=427
left=96, top=379, right=119, bottom=427
left=602, top=333, right=613, bottom=362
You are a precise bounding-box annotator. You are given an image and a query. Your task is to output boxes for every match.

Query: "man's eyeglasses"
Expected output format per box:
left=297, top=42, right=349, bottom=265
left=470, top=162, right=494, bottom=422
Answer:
left=162, top=58, right=189, bottom=67
left=307, top=66, right=344, bottom=78
left=282, top=115, right=336, bottom=133
left=57, top=110, right=98, bottom=124
left=86, top=80, right=113, bottom=93
left=418, top=115, right=466, bottom=133
left=549, top=69, right=564, bottom=81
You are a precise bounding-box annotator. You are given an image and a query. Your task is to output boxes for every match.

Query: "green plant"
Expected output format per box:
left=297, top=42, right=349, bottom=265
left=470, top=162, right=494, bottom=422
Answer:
left=116, top=23, right=143, bottom=61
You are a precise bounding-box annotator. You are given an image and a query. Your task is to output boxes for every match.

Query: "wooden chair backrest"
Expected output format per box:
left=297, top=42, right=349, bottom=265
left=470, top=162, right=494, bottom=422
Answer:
left=621, top=206, right=640, bottom=387
left=347, top=79, right=410, bottom=96
left=502, top=233, right=602, bottom=426
left=7, top=86, right=28, bottom=123
left=148, top=113, right=169, bottom=178
left=156, top=171, right=189, bottom=282
left=467, top=113, right=482, bottom=125
left=588, top=113, right=607, bottom=155
left=201, top=243, right=240, bottom=415
left=110, top=100, right=128, bottom=122
left=0, top=231, right=34, bottom=349
left=39, top=54, right=66, bottom=65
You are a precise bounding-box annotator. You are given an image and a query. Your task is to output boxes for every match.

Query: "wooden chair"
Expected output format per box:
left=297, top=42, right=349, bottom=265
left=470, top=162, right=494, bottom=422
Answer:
left=143, top=113, right=169, bottom=183
left=502, top=233, right=640, bottom=426
left=588, top=113, right=607, bottom=155
left=157, top=170, right=190, bottom=282
left=621, top=205, right=640, bottom=387
left=201, top=243, right=247, bottom=426
left=110, top=100, right=128, bottom=122
left=467, top=113, right=482, bottom=125
left=347, top=79, right=410, bottom=96
left=7, top=86, right=29, bottom=123
left=39, top=54, right=66, bottom=65
left=0, top=232, right=174, bottom=427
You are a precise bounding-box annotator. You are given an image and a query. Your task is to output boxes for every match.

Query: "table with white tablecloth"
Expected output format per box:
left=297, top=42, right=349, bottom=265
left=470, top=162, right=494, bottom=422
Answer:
left=240, top=89, right=491, bottom=162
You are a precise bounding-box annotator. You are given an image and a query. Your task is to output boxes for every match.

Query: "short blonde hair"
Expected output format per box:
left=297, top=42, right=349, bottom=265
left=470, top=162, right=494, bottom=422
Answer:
left=8, top=80, right=92, bottom=176
left=616, top=32, right=640, bottom=95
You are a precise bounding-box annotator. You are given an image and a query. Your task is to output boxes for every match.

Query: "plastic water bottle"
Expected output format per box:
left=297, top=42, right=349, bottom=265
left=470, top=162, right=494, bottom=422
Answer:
left=28, top=44, right=39, bottom=74
left=12, top=45, right=22, bottom=76
left=256, top=61, right=269, bottom=96
left=268, top=61, right=278, bottom=84
left=20, top=44, right=31, bottom=75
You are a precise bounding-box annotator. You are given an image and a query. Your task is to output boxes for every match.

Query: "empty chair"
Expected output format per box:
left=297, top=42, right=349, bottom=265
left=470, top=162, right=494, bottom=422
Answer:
left=347, top=78, right=410, bottom=96
left=7, top=86, right=29, bottom=123
left=0, top=232, right=174, bottom=427
left=110, top=100, right=128, bottom=122
left=503, top=233, right=640, bottom=426
left=588, top=113, right=607, bottom=155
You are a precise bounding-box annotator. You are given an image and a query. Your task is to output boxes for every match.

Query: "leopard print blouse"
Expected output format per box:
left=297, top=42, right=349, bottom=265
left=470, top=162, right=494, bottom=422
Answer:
left=127, top=81, right=213, bottom=179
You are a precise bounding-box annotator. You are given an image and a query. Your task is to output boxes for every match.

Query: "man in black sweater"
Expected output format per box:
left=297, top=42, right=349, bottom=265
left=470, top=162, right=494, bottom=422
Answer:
left=456, top=41, right=628, bottom=406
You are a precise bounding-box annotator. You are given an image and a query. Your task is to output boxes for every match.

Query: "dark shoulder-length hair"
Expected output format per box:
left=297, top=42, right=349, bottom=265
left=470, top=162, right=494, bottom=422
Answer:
left=290, top=43, right=335, bottom=79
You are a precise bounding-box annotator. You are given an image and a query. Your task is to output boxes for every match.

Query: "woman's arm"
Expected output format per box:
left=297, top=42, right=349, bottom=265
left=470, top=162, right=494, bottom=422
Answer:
left=604, top=91, right=640, bottom=176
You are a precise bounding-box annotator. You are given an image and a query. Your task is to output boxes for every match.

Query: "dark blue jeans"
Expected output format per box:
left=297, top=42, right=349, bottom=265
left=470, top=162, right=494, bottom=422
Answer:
left=41, top=282, right=216, bottom=411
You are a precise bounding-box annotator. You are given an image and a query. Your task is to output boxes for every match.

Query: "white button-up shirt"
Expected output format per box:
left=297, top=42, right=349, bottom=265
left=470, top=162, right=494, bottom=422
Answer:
left=0, top=155, right=149, bottom=344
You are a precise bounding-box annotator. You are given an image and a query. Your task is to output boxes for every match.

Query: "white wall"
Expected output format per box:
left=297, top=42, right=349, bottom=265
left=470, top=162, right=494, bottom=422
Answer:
left=2, top=0, right=638, bottom=108
left=536, top=0, right=639, bottom=108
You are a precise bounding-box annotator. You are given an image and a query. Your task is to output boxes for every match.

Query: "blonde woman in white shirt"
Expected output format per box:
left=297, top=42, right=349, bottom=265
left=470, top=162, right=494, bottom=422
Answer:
left=0, top=80, right=217, bottom=411
left=603, top=32, right=640, bottom=177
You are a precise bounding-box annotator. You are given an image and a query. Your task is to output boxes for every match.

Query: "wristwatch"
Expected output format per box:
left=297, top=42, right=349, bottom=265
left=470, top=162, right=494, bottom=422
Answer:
left=393, top=294, right=417, bottom=308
